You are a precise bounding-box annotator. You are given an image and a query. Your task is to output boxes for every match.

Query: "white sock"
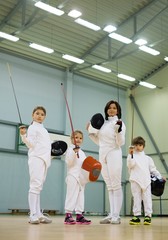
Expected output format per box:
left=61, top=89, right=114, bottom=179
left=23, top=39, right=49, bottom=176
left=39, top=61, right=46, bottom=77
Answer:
left=36, top=194, right=42, bottom=217
left=108, top=190, right=114, bottom=218
left=113, top=188, right=123, bottom=218
left=28, top=192, right=38, bottom=216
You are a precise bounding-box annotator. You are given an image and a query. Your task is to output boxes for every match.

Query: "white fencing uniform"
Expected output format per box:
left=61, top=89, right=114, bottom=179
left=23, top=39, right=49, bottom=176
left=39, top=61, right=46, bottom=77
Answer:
left=21, top=121, right=51, bottom=216
left=88, top=116, right=126, bottom=220
left=127, top=151, right=162, bottom=217
left=64, top=144, right=89, bottom=214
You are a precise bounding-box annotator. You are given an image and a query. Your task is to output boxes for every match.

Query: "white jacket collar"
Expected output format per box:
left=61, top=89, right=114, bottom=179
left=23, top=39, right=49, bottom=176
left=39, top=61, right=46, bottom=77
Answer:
left=108, top=115, right=118, bottom=122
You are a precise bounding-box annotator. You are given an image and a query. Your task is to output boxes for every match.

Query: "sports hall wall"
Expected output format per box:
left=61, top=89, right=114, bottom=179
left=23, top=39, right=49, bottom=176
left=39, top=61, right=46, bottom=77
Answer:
left=1, top=52, right=168, bottom=216
left=0, top=52, right=127, bottom=214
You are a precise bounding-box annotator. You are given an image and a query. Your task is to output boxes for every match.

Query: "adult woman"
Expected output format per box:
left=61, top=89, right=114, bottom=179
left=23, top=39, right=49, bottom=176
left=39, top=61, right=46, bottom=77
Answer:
left=87, top=100, right=126, bottom=224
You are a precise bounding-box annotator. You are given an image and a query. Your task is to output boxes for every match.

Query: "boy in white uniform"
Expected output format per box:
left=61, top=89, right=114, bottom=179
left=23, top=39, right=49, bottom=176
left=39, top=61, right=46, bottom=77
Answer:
left=127, top=136, right=165, bottom=225
left=20, top=106, right=52, bottom=224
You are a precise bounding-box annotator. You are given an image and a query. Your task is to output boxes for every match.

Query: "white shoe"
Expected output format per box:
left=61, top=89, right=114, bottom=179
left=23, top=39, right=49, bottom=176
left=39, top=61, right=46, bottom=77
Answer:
left=111, top=217, right=121, bottom=224
left=100, top=215, right=112, bottom=224
left=39, top=214, right=52, bottom=224
left=29, top=214, right=40, bottom=224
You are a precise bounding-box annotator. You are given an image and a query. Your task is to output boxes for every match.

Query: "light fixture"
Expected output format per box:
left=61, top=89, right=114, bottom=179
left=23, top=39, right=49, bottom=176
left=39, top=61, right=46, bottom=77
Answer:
left=139, top=45, right=160, bottom=56
left=0, top=31, right=19, bottom=42
left=164, top=56, right=168, bottom=61
left=68, top=10, right=82, bottom=18
left=29, top=43, right=54, bottom=53
left=135, top=39, right=147, bottom=46
left=103, top=25, right=117, bottom=33
left=109, top=32, right=132, bottom=44
left=62, top=54, right=84, bottom=64
left=117, top=73, right=135, bottom=82
left=34, top=1, right=64, bottom=16
left=139, top=81, right=156, bottom=89
left=75, top=18, right=101, bottom=31
left=92, top=65, right=111, bottom=73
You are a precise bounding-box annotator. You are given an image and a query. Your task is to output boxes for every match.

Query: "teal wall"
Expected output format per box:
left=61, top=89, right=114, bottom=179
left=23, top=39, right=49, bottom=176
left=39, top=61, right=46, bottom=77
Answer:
left=1, top=52, right=167, bottom=216
left=0, top=52, right=127, bottom=214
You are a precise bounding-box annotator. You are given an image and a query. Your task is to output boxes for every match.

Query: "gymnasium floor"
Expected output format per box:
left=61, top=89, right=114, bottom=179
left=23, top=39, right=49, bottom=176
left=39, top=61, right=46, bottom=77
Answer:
left=0, top=215, right=167, bottom=240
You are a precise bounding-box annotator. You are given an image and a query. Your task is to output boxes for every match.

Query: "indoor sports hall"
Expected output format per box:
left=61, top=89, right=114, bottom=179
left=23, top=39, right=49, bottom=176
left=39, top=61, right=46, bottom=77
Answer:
left=0, top=1, right=168, bottom=239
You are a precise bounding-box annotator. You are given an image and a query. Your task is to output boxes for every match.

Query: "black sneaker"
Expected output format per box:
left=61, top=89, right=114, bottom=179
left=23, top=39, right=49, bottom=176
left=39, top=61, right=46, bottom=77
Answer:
left=144, top=216, right=151, bottom=225
left=64, top=214, right=76, bottom=225
left=129, top=216, right=141, bottom=225
left=76, top=215, right=91, bottom=225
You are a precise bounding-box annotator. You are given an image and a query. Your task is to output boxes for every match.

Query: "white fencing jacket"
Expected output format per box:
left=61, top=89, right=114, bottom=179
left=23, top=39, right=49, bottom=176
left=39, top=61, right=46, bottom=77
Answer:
left=21, top=121, right=51, bottom=168
left=127, top=151, right=162, bottom=190
left=65, top=144, right=89, bottom=186
left=88, top=116, right=126, bottom=161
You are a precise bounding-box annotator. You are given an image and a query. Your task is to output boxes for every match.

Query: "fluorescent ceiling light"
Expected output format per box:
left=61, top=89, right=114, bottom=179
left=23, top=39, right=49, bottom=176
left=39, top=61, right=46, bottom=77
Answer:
left=139, top=45, right=160, bottom=56
left=92, top=65, right=111, bottom=73
left=103, top=25, right=117, bottom=33
left=135, top=39, right=147, bottom=46
left=75, top=18, right=101, bottom=31
left=68, top=10, right=82, bottom=18
left=139, top=81, right=156, bottom=89
left=29, top=43, right=54, bottom=53
left=164, top=56, right=168, bottom=61
left=109, top=32, right=132, bottom=44
left=117, top=73, right=135, bottom=82
left=62, top=54, right=84, bottom=64
left=0, top=31, right=19, bottom=42
left=35, top=1, right=64, bottom=16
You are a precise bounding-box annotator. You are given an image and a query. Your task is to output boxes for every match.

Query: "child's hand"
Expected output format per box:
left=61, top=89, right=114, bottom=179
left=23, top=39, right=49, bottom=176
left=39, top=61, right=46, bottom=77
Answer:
left=162, top=176, right=167, bottom=182
left=73, top=146, right=80, bottom=153
left=129, top=146, right=134, bottom=155
left=19, top=125, right=27, bottom=135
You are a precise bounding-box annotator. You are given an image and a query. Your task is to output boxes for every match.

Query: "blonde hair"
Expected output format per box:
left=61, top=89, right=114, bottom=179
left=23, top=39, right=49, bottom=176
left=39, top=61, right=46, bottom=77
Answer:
left=71, top=130, right=83, bottom=141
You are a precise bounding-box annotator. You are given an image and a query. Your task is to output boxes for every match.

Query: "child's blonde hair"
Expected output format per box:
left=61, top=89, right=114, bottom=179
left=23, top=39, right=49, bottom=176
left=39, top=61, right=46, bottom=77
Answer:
left=71, top=130, right=83, bottom=141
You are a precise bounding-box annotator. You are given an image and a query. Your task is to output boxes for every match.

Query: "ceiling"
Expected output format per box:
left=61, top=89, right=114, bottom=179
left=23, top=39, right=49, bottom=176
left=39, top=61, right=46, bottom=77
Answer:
left=1, top=0, right=168, bottom=90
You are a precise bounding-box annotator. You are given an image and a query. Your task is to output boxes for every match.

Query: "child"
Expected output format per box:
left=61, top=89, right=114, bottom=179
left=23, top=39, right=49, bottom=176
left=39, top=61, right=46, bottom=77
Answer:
left=19, top=106, right=52, bottom=224
left=127, top=136, right=165, bottom=225
left=64, top=130, right=91, bottom=225
left=87, top=100, right=126, bottom=224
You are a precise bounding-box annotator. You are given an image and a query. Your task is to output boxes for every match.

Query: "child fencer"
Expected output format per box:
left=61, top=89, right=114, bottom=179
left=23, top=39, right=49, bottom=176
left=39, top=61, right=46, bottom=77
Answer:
left=64, top=130, right=91, bottom=225
left=19, top=106, right=52, bottom=224
left=127, top=136, right=166, bottom=225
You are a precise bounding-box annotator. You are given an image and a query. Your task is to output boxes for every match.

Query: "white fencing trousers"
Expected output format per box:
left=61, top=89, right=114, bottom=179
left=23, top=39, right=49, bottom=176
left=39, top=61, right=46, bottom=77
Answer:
left=101, top=148, right=122, bottom=191
left=131, top=181, right=152, bottom=217
left=65, top=175, right=85, bottom=214
left=28, top=157, right=47, bottom=194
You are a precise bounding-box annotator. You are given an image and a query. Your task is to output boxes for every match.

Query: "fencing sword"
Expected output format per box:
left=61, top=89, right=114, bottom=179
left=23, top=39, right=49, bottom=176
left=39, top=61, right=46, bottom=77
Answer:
left=6, top=63, right=26, bottom=145
left=7, top=63, right=23, bottom=125
left=61, top=83, right=79, bottom=157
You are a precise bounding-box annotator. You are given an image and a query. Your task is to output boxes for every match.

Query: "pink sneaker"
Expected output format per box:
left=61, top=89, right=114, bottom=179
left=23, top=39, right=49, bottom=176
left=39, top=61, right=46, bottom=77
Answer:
left=64, top=214, right=76, bottom=225
left=76, top=215, right=91, bottom=225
